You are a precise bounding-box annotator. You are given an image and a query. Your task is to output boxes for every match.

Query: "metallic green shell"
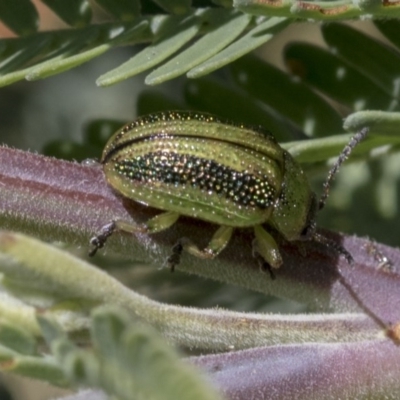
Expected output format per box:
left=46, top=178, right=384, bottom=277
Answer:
left=102, top=111, right=313, bottom=235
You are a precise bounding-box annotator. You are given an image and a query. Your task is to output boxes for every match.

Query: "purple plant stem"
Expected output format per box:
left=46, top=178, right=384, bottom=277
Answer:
left=191, top=339, right=400, bottom=399
left=1, top=146, right=400, bottom=327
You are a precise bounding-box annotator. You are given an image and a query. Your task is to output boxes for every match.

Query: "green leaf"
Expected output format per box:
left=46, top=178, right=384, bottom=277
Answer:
left=0, top=41, right=7, bottom=57
left=145, top=10, right=251, bottom=85
left=0, top=27, right=101, bottom=86
left=26, top=43, right=110, bottom=81
left=374, top=19, right=400, bottom=49
left=0, top=0, right=39, bottom=35
left=0, top=19, right=149, bottom=87
left=213, top=0, right=233, bottom=6
left=40, top=0, right=92, bottom=27
left=284, top=110, right=400, bottom=163
left=83, top=119, right=126, bottom=149
left=90, top=309, right=127, bottom=359
left=95, top=0, right=141, bottom=20
left=0, top=230, right=381, bottom=354
left=90, top=307, right=222, bottom=400
left=38, top=308, right=223, bottom=400
left=137, top=90, right=185, bottom=115
left=105, top=20, right=150, bottom=46
left=2, top=354, right=65, bottom=385
left=344, top=110, right=400, bottom=137
left=37, top=316, right=67, bottom=344
left=0, top=322, right=37, bottom=355
left=283, top=133, right=391, bottom=164
left=23, top=26, right=104, bottom=81
left=0, top=36, right=52, bottom=75
left=25, top=21, right=149, bottom=81
left=230, top=54, right=342, bottom=137
left=322, top=23, right=400, bottom=100
left=184, top=77, right=301, bottom=141
left=284, top=42, right=397, bottom=112
left=152, top=0, right=192, bottom=14
left=187, top=16, right=289, bottom=78
left=0, top=232, right=109, bottom=309
left=97, top=13, right=202, bottom=86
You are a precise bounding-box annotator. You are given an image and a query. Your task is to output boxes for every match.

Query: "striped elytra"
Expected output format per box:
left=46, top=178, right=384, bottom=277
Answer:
left=113, top=151, right=276, bottom=209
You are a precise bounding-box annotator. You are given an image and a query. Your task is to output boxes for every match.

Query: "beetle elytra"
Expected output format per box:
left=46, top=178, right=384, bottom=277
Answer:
left=89, top=111, right=367, bottom=275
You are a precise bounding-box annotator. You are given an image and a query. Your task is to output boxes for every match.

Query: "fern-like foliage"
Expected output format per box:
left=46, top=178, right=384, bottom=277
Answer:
left=38, top=308, right=222, bottom=400
left=0, top=0, right=399, bottom=87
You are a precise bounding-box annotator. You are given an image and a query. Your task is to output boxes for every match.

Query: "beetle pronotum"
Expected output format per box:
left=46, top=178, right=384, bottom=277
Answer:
left=90, top=111, right=367, bottom=275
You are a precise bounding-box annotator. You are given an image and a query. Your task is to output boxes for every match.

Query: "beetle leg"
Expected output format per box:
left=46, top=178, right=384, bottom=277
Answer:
left=89, top=211, right=180, bottom=256
left=253, top=225, right=283, bottom=269
left=118, top=211, right=180, bottom=235
left=89, top=222, right=116, bottom=256
left=167, top=226, right=233, bottom=271
left=144, top=211, right=180, bottom=233
left=252, top=248, right=276, bottom=280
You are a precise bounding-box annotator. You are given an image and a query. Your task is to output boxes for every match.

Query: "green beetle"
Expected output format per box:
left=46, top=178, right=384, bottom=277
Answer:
left=90, top=111, right=366, bottom=273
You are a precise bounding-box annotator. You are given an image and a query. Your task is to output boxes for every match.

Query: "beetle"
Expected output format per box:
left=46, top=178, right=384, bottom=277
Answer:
left=89, top=111, right=367, bottom=274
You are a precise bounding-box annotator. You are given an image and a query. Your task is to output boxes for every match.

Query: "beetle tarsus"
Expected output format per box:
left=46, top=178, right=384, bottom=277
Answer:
left=167, top=242, right=184, bottom=272
left=253, top=250, right=276, bottom=280
left=89, top=222, right=116, bottom=257
left=261, top=261, right=276, bottom=280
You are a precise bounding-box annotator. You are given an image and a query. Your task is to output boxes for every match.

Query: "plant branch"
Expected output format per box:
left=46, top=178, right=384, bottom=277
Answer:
left=1, top=146, right=400, bottom=326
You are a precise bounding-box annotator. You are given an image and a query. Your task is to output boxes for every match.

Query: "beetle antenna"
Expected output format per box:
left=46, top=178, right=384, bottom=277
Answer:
left=313, top=232, right=354, bottom=264
left=318, top=127, right=369, bottom=211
